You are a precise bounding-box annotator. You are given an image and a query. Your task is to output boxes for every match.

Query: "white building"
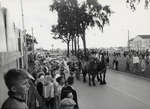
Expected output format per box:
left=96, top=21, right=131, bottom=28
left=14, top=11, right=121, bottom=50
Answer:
left=0, top=5, right=25, bottom=106
left=0, top=1, right=36, bottom=106
left=129, top=35, right=150, bottom=51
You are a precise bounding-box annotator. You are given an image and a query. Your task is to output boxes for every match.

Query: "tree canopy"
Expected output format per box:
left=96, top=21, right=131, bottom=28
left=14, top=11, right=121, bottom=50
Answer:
left=50, top=0, right=112, bottom=56
left=126, top=0, right=150, bottom=11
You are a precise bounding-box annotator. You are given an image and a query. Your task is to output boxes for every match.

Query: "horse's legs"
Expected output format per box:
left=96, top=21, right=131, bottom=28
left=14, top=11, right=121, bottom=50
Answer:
left=88, top=73, right=91, bottom=86
left=83, top=70, right=86, bottom=83
left=76, top=70, right=80, bottom=80
left=99, top=73, right=103, bottom=85
left=102, top=69, right=106, bottom=84
left=97, top=72, right=100, bottom=82
left=78, top=69, right=81, bottom=80
left=92, top=73, right=96, bottom=86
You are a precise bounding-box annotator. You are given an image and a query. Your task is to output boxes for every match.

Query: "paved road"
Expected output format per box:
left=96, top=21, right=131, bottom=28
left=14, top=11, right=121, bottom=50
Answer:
left=73, top=69, right=150, bottom=109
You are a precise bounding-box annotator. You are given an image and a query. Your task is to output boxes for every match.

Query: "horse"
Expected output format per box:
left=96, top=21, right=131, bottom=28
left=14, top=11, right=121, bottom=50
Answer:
left=95, top=56, right=107, bottom=85
left=81, top=55, right=107, bottom=86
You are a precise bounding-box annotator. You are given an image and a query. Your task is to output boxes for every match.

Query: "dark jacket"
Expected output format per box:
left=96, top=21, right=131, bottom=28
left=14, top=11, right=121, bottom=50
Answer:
left=37, top=81, right=43, bottom=98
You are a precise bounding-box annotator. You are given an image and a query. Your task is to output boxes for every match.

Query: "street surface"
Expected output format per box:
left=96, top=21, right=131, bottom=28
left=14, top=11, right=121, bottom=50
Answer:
left=73, top=69, right=150, bottom=109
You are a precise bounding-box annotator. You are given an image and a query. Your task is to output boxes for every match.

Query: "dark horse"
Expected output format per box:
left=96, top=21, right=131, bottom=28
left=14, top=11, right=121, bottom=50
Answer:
left=81, top=55, right=107, bottom=86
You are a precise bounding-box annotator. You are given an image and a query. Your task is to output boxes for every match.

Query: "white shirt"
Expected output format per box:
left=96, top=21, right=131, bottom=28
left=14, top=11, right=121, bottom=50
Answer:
left=133, top=56, right=139, bottom=64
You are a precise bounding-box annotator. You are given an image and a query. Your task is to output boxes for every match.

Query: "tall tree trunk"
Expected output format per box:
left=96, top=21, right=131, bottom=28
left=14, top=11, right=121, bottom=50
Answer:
left=77, top=36, right=80, bottom=59
left=77, top=36, right=80, bottom=52
left=67, top=41, right=70, bottom=57
left=74, top=36, right=77, bottom=56
left=72, top=38, right=74, bottom=55
left=82, top=32, right=87, bottom=57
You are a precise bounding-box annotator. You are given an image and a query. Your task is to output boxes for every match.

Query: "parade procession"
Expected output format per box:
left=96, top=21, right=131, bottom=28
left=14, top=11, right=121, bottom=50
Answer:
left=1, top=0, right=150, bottom=109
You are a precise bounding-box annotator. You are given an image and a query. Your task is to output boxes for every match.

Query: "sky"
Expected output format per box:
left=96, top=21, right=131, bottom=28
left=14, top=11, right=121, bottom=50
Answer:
left=0, top=0, right=150, bottom=50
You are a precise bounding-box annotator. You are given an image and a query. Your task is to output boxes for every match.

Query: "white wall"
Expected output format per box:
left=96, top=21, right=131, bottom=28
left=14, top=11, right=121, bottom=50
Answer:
left=6, top=9, right=19, bottom=51
left=0, top=3, right=24, bottom=107
left=0, top=8, right=7, bottom=52
left=1, top=0, right=22, bottom=52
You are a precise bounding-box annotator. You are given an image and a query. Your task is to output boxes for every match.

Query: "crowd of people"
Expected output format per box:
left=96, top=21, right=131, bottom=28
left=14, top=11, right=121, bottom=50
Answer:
left=1, top=51, right=79, bottom=109
left=78, top=48, right=150, bottom=73
left=2, top=49, right=150, bottom=109
left=111, top=50, right=150, bottom=72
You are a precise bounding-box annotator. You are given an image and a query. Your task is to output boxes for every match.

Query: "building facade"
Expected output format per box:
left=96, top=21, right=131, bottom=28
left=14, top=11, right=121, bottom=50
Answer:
left=129, top=35, right=150, bottom=51
left=0, top=5, right=25, bottom=107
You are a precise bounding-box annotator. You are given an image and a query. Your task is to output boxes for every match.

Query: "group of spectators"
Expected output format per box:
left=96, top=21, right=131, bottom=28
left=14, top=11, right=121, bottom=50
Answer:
left=1, top=52, right=79, bottom=109
left=112, top=50, right=150, bottom=72
left=3, top=49, right=150, bottom=109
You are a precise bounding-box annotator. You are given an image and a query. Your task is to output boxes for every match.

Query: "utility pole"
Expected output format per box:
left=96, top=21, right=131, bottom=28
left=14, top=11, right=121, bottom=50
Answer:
left=20, top=0, right=28, bottom=70
left=31, top=27, right=34, bottom=53
left=128, top=30, right=130, bottom=51
left=21, top=0, right=25, bottom=30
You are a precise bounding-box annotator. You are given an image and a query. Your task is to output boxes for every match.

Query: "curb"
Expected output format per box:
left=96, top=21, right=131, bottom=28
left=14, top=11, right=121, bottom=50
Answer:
left=109, top=69, right=150, bottom=81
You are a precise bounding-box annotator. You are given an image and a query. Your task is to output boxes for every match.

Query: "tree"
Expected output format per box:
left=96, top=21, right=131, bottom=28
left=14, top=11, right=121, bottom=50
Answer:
left=26, top=33, right=38, bottom=51
left=77, top=0, right=112, bottom=56
left=51, top=24, right=72, bottom=57
left=50, top=0, right=79, bottom=56
left=50, top=0, right=112, bottom=57
left=125, top=0, right=150, bottom=11
left=50, top=0, right=78, bottom=56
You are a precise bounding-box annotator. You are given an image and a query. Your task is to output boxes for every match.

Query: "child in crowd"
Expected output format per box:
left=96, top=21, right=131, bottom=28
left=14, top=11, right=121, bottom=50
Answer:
left=1, top=69, right=30, bottom=109
left=36, top=73, right=45, bottom=98
left=27, top=78, right=43, bottom=109
left=44, top=73, right=55, bottom=109
left=55, top=76, right=66, bottom=109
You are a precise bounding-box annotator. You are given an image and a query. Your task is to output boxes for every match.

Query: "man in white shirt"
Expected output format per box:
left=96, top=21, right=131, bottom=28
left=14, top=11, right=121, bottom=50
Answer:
left=133, top=54, right=139, bottom=72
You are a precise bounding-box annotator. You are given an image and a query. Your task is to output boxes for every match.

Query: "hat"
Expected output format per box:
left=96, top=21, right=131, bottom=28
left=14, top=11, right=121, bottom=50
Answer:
left=67, top=76, right=74, bottom=85
left=60, top=98, right=76, bottom=106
